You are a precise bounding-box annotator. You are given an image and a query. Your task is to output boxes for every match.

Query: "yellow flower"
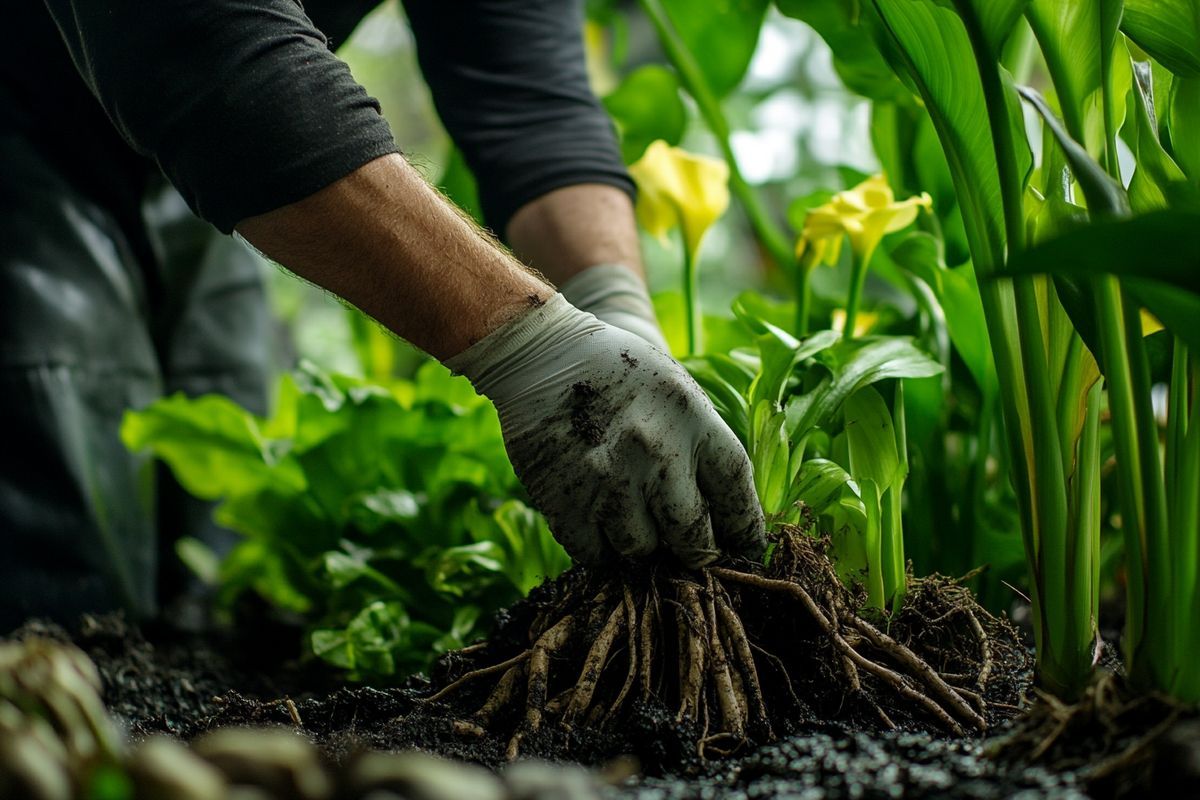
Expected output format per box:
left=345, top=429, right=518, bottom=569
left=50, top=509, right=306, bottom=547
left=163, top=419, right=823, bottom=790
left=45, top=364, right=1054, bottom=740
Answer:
left=628, top=140, right=730, bottom=256
left=797, top=174, right=932, bottom=263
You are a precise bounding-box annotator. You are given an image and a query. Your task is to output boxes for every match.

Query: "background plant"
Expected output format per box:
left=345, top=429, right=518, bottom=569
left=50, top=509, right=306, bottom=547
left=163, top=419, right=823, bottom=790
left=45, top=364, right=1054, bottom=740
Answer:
left=124, top=361, right=569, bottom=677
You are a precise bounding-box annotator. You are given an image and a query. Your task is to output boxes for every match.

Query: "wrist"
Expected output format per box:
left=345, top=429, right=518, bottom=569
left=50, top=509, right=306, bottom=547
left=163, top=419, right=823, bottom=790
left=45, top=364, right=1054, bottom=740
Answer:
left=560, top=264, right=668, bottom=350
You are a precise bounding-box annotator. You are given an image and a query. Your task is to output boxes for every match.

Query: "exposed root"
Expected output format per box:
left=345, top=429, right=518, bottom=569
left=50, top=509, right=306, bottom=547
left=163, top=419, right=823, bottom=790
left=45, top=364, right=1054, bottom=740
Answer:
left=424, top=527, right=1017, bottom=760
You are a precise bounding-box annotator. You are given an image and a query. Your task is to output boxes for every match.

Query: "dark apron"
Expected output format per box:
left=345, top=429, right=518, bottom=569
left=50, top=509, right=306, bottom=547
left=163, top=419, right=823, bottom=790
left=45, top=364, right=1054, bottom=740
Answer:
left=0, top=129, right=271, bottom=631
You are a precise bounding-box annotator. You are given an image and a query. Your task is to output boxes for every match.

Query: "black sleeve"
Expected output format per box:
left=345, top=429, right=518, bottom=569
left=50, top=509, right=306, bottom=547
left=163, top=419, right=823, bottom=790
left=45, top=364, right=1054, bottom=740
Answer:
left=41, top=0, right=399, bottom=233
left=402, top=0, right=635, bottom=235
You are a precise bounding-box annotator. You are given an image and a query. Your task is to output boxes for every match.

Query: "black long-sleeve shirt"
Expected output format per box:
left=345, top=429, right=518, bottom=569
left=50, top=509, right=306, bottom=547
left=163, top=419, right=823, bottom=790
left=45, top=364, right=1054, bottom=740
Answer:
left=3, top=1, right=632, bottom=235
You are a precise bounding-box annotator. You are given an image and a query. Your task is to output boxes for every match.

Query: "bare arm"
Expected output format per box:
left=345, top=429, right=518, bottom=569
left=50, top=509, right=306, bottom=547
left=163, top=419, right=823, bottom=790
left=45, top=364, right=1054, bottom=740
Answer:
left=506, top=183, right=646, bottom=287
left=236, top=154, right=549, bottom=360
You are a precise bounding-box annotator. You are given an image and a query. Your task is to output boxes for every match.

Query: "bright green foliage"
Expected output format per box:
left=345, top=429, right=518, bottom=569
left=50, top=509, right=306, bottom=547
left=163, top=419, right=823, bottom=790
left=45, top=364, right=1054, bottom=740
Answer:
left=687, top=298, right=941, bottom=609
left=602, top=65, right=686, bottom=163
left=123, top=362, right=570, bottom=678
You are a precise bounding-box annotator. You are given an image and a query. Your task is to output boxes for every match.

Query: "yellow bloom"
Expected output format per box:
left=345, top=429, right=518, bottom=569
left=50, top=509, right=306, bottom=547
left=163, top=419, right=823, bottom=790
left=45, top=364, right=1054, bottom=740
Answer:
left=628, top=140, right=730, bottom=256
left=797, top=174, right=932, bottom=263
left=832, top=308, right=880, bottom=338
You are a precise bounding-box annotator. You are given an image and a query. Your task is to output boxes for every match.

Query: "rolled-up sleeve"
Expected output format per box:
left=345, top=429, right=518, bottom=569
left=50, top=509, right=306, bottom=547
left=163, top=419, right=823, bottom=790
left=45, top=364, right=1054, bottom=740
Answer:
left=42, top=0, right=399, bottom=233
left=402, top=0, right=634, bottom=235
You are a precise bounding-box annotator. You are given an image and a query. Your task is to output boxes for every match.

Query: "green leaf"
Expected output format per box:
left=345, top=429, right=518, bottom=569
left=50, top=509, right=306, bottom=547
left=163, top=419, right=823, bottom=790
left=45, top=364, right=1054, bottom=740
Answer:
left=121, top=394, right=303, bottom=501
left=660, top=0, right=768, bottom=96
left=1004, top=211, right=1200, bottom=291
left=603, top=65, right=686, bottom=163
left=871, top=0, right=1030, bottom=271
left=844, top=386, right=903, bottom=493
left=1018, top=86, right=1131, bottom=216
left=1025, top=0, right=1125, bottom=154
left=890, top=232, right=996, bottom=394
left=1122, top=0, right=1200, bottom=77
left=789, top=458, right=855, bottom=515
left=787, top=337, right=944, bottom=437
left=1167, top=76, right=1200, bottom=180
left=776, top=0, right=908, bottom=101
left=954, top=0, right=1030, bottom=54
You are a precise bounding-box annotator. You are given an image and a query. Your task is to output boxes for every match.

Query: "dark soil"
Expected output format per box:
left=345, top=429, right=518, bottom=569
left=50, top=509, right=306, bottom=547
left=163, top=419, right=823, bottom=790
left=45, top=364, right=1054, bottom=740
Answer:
left=7, top=555, right=1196, bottom=799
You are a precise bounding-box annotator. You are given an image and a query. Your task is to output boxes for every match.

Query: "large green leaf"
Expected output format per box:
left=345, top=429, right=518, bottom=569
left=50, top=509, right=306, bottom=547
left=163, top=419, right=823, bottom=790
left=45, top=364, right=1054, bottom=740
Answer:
left=121, top=394, right=303, bottom=500
left=1124, top=61, right=1194, bottom=212
left=1004, top=212, right=1200, bottom=290
left=775, top=0, right=908, bottom=101
left=603, top=65, right=686, bottom=163
left=660, top=0, right=768, bottom=96
left=871, top=0, right=1030, bottom=271
left=954, top=0, right=1030, bottom=53
left=1122, top=0, right=1200, bottom=77
left=1167, top=76, right=1200, bottom=180
left=1025, top=0, right=1125, bottom=154
left=1003, top=212, right=1200, bottom=352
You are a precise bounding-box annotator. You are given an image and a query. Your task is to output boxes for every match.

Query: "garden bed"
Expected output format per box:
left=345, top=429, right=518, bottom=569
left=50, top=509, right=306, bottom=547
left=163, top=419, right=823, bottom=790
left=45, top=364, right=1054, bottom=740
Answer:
left=10, top=569, right=1192, bottom=799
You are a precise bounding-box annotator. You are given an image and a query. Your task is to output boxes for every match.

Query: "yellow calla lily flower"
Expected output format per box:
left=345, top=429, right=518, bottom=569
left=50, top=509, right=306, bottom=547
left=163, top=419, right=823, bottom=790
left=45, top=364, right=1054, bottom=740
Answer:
left=798, top=174, right=932, bottom=262
left=628, top=140, right=730, bottom=256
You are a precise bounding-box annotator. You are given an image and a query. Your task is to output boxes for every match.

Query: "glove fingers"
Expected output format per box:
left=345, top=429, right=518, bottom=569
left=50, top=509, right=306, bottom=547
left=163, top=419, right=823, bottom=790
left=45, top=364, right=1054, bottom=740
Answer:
left=697, top=426, right=767, bottom=562
left=650, top=461, right=720, bottom=569
left=596, top=488, right=660, bottom=559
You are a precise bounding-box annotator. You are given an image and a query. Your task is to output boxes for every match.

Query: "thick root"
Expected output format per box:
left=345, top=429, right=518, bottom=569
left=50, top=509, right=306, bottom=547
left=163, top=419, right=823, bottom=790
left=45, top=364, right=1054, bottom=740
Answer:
left=424, top=527, right=1012, bottom=760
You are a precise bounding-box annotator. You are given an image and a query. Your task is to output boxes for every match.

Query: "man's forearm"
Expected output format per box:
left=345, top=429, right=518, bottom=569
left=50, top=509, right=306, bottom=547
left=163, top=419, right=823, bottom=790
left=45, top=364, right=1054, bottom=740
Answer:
left=236, top=154, right=550, bottom=361
left=506, top=184, right=645, bottom=287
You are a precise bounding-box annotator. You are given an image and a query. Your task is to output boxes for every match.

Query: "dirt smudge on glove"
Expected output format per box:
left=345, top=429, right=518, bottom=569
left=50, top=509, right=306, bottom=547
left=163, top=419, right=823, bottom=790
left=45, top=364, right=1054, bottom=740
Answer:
left=569, top=381, right=607, bottom=446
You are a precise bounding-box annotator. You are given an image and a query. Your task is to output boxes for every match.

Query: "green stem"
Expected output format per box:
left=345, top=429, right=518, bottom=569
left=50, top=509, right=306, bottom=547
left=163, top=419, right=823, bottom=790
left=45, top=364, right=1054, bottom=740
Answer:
left=795, top=266, right=812, bottom=338
left=637, top=0, right=794, bottom=272
left=843, top=247, right=873, bottom=341
left=682, top=231, right=701, bottom=355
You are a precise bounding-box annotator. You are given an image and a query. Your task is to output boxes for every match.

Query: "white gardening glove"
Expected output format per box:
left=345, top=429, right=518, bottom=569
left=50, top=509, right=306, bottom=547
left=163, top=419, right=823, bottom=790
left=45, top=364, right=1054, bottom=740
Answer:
left=558, top=263, right=670, bottom=351
left=446, top=294, right=764, bottom=567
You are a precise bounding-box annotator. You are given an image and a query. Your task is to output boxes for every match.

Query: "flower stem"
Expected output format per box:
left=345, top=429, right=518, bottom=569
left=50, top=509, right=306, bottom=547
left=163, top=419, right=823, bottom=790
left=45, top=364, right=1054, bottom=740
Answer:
left=637, top=0, right=794, bottom=273
left=682, top=231, right=701, bottom=355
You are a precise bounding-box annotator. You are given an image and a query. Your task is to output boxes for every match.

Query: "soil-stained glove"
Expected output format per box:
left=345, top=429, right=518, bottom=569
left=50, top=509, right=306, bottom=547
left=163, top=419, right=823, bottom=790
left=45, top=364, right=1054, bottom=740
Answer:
left=446, top=294, right=764, bottom=568
left=558, top=263, right=670, bottom=351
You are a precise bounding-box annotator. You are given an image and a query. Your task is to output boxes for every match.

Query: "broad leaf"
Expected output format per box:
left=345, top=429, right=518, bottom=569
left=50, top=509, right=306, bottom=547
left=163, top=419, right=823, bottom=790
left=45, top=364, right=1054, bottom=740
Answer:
left=787, top=336, right=943, bottom=438
left=661, top=0, right=768, bottom=96
left=844, top=386, right=903, bottom=492
left=871, top=0, right=1031, bottom=271
left=1025, top=0, right=1125, bottom=155
left=776, top=0, right=908, bottom=101
left=603, top=65, right=686, bottom=163
left=1122, top=0, right=1200, bottom=77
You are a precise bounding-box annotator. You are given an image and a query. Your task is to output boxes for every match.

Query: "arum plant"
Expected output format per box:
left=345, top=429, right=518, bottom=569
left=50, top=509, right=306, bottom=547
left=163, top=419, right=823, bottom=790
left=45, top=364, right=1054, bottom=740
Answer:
left=629, top=139, right=730, bottom=354
left=688, top=297, right=941, bottom=610
left=794, top=173, right=932, bottom=339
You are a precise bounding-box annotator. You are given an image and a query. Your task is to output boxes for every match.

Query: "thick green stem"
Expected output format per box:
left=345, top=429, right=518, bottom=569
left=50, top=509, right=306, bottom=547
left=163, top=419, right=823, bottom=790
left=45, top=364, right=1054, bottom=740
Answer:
left=637, top=0, right=794, bottom=273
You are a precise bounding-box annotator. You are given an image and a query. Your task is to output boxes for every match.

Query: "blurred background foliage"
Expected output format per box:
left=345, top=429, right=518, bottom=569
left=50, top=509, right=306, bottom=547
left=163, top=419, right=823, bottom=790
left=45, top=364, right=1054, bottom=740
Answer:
left=267, top=0, right=877, bottom=383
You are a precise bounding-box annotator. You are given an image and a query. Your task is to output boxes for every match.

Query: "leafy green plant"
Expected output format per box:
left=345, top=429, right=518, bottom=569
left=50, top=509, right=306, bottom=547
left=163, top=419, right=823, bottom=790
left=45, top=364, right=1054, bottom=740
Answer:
left=688, top=296, right=941, bottom=610
left=786, top=0, right=1199, bottom=700
left=123, top=361, right=569, bottom=678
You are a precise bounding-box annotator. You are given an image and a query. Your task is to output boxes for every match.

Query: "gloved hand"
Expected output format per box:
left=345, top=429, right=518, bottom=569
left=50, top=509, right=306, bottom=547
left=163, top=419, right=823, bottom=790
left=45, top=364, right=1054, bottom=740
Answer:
left=446, top=294, right=765, bottom=568
left=558, top=263, right=670, bottom=351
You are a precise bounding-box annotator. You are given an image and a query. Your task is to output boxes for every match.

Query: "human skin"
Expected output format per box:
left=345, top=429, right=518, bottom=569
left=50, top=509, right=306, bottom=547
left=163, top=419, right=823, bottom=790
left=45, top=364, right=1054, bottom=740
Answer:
left=236, top=152, right=551, bottom=361
left=506, top=183, right=648, bottom=289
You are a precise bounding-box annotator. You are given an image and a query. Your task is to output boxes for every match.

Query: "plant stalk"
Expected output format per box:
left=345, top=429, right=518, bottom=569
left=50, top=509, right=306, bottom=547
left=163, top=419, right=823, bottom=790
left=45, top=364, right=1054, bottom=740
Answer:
left=637, top=0, right=795, bottom=273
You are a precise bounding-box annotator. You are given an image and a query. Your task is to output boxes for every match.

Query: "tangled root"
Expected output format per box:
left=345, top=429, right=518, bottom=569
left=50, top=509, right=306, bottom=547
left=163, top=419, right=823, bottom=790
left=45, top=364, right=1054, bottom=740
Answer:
left=426, top=527, right=1018, bottom=760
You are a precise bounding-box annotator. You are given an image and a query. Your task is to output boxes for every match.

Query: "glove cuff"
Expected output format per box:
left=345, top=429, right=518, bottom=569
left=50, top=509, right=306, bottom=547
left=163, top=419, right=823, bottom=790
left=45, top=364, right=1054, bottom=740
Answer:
left=443, top=293, right=596, bottom=395
left=559, top=264, right=668, bottom=350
